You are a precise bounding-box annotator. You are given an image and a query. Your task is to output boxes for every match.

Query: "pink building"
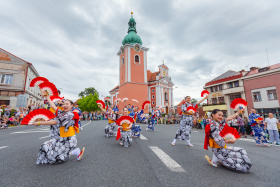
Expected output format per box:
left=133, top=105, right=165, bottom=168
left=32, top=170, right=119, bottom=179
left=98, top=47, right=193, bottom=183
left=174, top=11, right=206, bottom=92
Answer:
left=109, top=13, right=174, bottom=113
left=243, top=63, right=280, bottom=118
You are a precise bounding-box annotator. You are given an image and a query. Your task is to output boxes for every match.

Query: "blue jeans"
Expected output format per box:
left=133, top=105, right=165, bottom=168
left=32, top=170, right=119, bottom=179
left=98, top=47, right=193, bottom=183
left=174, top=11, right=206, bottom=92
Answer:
left=268, top=130, right=280, bottom=144
left=240, top=126, right=246, bottom=134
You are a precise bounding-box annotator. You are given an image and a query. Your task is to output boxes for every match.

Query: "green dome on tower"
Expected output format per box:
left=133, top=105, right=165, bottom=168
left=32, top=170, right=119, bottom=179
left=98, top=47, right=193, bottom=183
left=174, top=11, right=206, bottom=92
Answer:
left=122, top=12, right=143, bottom=45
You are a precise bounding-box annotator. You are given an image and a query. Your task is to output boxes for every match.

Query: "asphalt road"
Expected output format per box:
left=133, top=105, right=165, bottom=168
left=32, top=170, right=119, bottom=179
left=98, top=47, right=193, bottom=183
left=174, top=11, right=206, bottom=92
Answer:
left=1, top=121, right=280, bottom=187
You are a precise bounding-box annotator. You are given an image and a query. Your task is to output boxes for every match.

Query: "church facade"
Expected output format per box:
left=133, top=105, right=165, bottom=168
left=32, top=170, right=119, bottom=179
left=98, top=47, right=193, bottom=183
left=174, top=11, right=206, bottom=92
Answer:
left=109, top=13, right=174, bottom=113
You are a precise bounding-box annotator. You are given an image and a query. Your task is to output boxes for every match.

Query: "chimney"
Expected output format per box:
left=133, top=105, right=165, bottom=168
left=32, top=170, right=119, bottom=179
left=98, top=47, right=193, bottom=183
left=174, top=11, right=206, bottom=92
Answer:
left=240, top=69, right=247, bottom=76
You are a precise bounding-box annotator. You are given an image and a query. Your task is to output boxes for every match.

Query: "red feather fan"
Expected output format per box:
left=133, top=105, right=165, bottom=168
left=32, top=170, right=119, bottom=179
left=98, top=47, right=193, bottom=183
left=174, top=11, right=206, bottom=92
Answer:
left=115, top=116, right=134, bottom=126
left=114, top=98, right=121, bottom=103
left=104, top=97, right=110, bottom=101
left=30, top=77, right=49, bottom=87
left=230, top=98, right=248, bottom=110
left=121, top=97, right=128, bottom=102
left=219, top=124, right=240, bottom=140
left=49, top=96, right=63, bottom=102
left=115, top=116, right=134, bottom=140
left=21, top=109, right=55, bottom=125
left=132, top=99, right=139, bottom=103
left=39, top=82, right=59, bottom=96
left=96, top=100, right=105, bottom=109
left=142, top=101, right=151, bottom=110
left=201, top=90, right=209, bottom=98
left=187, top=106, right=196, bottom=113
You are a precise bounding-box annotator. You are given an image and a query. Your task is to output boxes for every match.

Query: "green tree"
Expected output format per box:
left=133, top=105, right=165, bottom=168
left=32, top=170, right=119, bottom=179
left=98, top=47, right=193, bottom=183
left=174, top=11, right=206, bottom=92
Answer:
left=191, top=98, right=201, bottom=107
left=77, top=93, right=100, bottom=112
left=78, top=87, right=99, bottom=98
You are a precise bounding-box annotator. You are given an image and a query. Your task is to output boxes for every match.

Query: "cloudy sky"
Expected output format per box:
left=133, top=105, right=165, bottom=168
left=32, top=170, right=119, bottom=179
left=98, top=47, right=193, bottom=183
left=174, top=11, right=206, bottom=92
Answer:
left=1, top=0, right=280, bottom=104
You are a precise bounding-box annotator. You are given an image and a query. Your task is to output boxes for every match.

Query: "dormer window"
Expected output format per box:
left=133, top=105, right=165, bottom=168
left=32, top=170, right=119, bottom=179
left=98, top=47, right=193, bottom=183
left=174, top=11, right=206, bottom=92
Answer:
left=258, top=67, right=270, bottom=73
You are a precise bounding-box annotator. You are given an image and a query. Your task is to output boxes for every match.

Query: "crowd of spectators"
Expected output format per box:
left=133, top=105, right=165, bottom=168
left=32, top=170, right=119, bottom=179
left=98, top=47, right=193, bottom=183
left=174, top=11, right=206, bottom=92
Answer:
left=0, top=104, right=44, bottom=130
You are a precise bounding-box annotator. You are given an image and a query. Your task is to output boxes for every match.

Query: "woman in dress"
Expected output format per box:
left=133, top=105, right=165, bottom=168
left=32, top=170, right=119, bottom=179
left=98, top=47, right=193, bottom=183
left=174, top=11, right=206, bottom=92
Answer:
left=99, top=105, right=116, bottom=137
left=171, top=95, right=207, bottom=146
left=35, top=91, right=85, bottom=164
left=204, top=109, right=252, bottom=173
left=119, top=107, right=133, bottom=147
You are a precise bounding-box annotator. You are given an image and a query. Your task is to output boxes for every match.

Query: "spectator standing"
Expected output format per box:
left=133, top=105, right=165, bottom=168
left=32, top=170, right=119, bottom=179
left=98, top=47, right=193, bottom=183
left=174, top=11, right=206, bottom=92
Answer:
left=244, top=117, right=251, bottom=135
left=237, top=116, right=247, bottom=138
left=4, top=106, right=11, bottom=117
left=265, top=113, right=280, bottom=145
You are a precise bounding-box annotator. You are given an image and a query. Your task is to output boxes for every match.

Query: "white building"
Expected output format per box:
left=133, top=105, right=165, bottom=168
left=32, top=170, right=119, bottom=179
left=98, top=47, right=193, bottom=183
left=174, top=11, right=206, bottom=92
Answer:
left=0, top=48, right=43, bottom=109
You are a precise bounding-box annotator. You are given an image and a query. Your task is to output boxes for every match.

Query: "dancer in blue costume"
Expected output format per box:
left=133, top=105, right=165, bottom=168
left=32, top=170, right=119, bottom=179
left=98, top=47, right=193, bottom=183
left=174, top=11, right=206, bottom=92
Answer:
left=249, top=108, right=269, bottom=146
left=147, top=107, right=156, bottom=131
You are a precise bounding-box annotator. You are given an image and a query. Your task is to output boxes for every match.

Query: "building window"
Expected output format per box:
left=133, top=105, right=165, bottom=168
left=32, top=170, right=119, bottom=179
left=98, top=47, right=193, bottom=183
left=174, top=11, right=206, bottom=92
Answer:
left=165, top=92, right=168, bottom=101
left=212, top=98, right=217, bottom=104
left=252, top=92, right=262, bottom=102
left=135, top=55, right=140, bottom=64
left=234, top=81, right=239, bottom=87
left=219, top=84, right=223, bottom=90
left=152, top=95, right=155, bottom=99
left=228, top=82, right=233, bottom=88
left=152, top=89, right=154, bottom=93
left=229, top=94, right=241, bottom=102
left=214, top=86, right=218, bottom=92
left=0, top=74, right=13, bottom=85
left=218, top=97, right=224, bottom=103
left=267, top=89, right=278, bottom=100
left=122, top=57, right=124, bottom=65
left=210, top=87, right=214, bottom=92
left=152, top=101, right=155, bottom=105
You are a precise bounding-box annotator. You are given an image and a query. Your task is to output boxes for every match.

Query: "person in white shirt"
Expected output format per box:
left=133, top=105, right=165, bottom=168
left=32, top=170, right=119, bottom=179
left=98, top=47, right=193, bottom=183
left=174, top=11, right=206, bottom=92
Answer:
left=265, top=113, right=280, bottom=145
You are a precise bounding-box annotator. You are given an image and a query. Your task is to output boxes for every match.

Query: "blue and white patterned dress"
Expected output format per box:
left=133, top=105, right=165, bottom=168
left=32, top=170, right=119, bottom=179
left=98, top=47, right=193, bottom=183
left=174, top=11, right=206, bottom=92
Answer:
left=210, top=119, right=252, bottom=172
left=249, top=113, right=268, bottom=145
left=36, top=110, right=77, bottom=164
left=174, top=102, right=197, bottom=143
left=104, top=111, right=116, bottom=137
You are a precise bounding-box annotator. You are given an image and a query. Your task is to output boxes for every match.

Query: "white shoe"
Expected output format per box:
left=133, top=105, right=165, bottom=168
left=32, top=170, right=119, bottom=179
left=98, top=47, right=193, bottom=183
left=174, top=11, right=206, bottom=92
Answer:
left=187, top=143, right=194, bottom=147
left=205, top=155, right=218, bottom=167
left=80, top=127, right=83, bottom=131
left=77, top=147, right=85, bottom=161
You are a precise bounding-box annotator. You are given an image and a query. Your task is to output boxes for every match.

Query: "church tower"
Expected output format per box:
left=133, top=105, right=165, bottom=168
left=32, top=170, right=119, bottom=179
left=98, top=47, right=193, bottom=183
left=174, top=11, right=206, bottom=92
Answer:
left=116, top=12, right=149, bottom=110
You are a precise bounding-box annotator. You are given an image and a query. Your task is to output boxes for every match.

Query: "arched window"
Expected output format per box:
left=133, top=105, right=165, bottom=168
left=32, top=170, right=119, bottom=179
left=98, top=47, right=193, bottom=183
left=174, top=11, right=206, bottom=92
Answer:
left=135, top=55, right=140, bottom=64
left=165, top=92, right=168, bottom=101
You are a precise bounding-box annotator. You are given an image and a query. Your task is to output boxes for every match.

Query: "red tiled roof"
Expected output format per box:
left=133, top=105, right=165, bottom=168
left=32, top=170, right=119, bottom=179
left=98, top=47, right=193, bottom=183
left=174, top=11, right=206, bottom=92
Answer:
left=110, top=85, right=119, bottom=92
left=147, top=70, right=159, bottom=82
left=205, top=74, right=242, bottom=86
left=0, top=48, right=31, bottom=64
left=246, top=63, right=280, bottom=76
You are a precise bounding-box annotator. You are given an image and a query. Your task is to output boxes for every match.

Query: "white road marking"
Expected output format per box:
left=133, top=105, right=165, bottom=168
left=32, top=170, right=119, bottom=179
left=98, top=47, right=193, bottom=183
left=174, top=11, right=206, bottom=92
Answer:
left=149, top=146, right=186, bottom=173
left=239, top=138, right=279, bottom=147
left=39, top=135, right=49, bottom=139
left=139, top=134, right=148, bottom=140
left=81, top=121, right=91, bottom=128
left=11, top=130, right=49, bottom=134
left=0, top=146, right=9, bottom=150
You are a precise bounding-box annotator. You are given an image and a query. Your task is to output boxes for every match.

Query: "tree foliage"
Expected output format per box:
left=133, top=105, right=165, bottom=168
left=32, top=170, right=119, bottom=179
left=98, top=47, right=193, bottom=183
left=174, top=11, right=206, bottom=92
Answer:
left=78, top=87, right=99, bottom=98
left=77, top=92, right=100, bottom=112
left=191, top=98, right=201, bottom=107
